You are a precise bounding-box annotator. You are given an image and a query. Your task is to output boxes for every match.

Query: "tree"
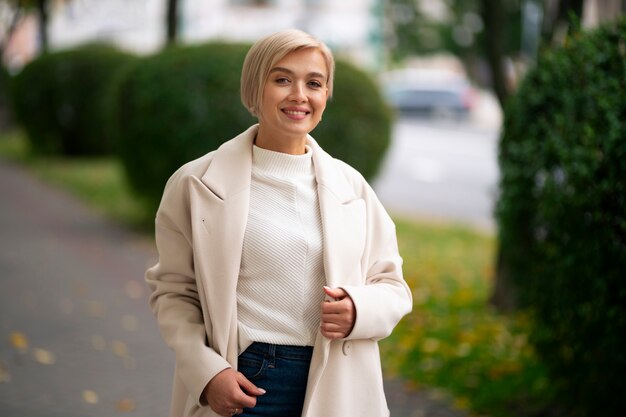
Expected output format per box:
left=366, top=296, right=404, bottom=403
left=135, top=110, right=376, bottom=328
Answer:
left=34, top=0, right=48, bottom=52
left=165, top=0, right=179, bottom=45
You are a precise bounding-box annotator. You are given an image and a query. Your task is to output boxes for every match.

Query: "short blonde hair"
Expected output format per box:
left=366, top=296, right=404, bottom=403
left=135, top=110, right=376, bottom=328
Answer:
left=240, top=29, right=335, bottom=116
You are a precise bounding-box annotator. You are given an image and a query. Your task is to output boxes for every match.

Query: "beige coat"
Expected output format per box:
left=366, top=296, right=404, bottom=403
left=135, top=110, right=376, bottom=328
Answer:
left=146, top=125, right=412, bottom=417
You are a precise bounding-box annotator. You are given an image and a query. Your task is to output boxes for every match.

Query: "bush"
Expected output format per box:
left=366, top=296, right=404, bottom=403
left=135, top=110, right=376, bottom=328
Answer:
left=313, top=60, right=392, bottom=180
left=107, top=42, right=255, bottom=211
left=496, top=19, right=626, bottom=416
left=109, top=42, right=392, bottom=212
left=12, top=43, right=135, bottom=155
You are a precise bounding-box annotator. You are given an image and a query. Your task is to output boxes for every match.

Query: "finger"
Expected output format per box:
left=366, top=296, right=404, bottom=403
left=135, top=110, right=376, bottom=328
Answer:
left=236, top=372, right=267, bottom=396
left=321, top=327, right=347, bottom=339
left=323, top=286, right=347, bottom=300
left=321, top=320, right=344, bottom=330
left=321, top=299, right=354, bottom=315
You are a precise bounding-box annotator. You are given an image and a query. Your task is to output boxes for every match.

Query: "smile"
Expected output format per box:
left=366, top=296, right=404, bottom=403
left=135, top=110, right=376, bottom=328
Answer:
left=282, top=109, right=310, bottom=116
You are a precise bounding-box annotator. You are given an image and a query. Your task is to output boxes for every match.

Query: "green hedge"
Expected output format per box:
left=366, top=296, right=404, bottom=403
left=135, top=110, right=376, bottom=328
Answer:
left=313, top=60, right=392, bottom=180
left=496, top=19, right=626, bottom=416
left=109, top=42, right=392, bottom=212
left=12, top=44, right=135, bottom=155
left=107, top=42, right=255, bottom=211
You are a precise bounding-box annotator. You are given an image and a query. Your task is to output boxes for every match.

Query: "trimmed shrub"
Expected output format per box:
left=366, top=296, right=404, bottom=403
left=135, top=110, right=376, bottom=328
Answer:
left=496, top=19, right=626, bottom=416
left=109, top=42, right=392, bottom=212
left=313, top=60, right=392, bottom=181
left=12, top=43, right=135, bottom=155
left=107, top=42, right=255, bottom=210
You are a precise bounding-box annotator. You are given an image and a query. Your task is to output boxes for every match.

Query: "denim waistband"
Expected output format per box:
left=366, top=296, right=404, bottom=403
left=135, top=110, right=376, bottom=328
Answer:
left=244, top=342, right=314, bottom=361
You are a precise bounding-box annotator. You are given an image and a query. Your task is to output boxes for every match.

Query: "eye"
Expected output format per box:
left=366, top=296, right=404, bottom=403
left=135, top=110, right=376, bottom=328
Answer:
left=275, top=77, right=290, bottom=85
left=308, top=80, right=323, bottom=89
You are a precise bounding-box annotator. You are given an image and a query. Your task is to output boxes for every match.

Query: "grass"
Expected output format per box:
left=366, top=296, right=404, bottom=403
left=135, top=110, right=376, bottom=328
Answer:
left=383, top=220, right=555, bottom=416
left=1, top=130, right=555, bottom=417
left=0, top=130, right=153, bottom=230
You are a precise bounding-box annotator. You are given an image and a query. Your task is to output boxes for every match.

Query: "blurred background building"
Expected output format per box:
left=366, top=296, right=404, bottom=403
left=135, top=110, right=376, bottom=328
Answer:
left=1, top=0, right=389, bottom=71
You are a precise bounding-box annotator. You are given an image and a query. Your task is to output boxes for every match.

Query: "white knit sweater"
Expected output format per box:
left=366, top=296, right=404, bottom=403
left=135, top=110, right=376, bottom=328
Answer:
left=237, top=144, right=326, bottom=353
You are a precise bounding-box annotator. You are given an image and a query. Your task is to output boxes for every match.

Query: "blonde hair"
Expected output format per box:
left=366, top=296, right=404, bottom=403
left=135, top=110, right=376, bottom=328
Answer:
left=240, top=29, right=335, bottom=116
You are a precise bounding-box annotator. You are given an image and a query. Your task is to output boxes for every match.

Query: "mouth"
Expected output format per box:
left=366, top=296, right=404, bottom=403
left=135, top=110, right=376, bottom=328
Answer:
left=282, top=108, right=311, bottom=119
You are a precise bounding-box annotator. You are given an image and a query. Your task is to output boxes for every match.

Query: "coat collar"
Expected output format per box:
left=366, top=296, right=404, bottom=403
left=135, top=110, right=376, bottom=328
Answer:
left=201, top=124, right=358, bottom=203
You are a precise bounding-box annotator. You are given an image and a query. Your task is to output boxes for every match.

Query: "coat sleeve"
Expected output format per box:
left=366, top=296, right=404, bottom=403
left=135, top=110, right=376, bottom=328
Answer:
left=340, top=178, right=413, bottom=341
left=145, top=170, right=230, bottom=407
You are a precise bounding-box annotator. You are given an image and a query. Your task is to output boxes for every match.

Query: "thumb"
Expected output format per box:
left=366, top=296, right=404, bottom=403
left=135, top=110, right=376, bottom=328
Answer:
left=323, top=286, right=347, bottom=300
left=237, top=372, right=266, bottom=396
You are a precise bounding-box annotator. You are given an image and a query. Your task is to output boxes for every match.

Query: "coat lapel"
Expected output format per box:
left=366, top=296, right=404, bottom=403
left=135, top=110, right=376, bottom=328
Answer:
left=306, top=137, right=362, bottom=402
left=193, top=126, right=257, bottom=363
left=309, top=136, right=361, bottom=287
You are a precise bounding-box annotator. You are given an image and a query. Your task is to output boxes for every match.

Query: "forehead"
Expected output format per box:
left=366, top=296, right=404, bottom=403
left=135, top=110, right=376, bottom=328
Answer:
left=271, top=48, right=328, bottom=77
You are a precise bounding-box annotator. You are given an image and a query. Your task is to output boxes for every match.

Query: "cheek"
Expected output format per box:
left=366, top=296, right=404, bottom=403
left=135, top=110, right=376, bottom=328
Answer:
left=315, top=99, right=327, bottom=117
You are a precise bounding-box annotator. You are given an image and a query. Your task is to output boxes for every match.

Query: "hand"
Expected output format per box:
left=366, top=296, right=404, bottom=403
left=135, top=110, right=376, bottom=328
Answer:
left=320, top=286, right=356, bottom=339
left=203, top=368, right=265, bottom=416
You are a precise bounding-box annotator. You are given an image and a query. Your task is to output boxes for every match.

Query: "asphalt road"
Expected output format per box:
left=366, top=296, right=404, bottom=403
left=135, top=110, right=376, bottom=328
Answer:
left=373, top=117, right=500, bottom=232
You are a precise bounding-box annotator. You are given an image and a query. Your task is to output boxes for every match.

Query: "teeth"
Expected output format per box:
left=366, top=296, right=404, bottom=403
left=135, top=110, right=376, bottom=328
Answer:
left=284, top=110, right=307, bottom=115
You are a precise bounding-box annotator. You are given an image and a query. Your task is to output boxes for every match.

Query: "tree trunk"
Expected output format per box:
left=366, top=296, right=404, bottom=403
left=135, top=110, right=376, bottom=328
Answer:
left=489, top=245, right=519, bottom=312
left=542, top=0, right=585, bottom=46
left=166, top=0, right=179, bottom=45
left=481, top=0, right=509, bottom=108
left=481, top=0, right=516, bottom=311
left=36, top=0, right=48, bottom=53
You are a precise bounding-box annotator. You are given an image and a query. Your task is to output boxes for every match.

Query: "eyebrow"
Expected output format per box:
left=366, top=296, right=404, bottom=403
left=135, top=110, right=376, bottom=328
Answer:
left=269, top=66, right=326, bottom=80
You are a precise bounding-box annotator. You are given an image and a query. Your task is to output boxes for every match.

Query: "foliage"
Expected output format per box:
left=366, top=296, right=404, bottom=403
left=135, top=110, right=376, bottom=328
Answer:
left=108, top=42, right=392, bottom=213
left=312, top=60, right=392, bottom=182
left=381, top=220, right=554, bottom=417
left=11, top=43, right=136, bottom=156
left=387, top=0, right=521, bottom=66
left=106, top=42, right=255, bottom=213
left=495, top=18, right=626, bottom=416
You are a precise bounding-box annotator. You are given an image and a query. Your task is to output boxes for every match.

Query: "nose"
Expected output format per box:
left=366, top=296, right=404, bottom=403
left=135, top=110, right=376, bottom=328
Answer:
left=288, top=82, right=307, bottom=102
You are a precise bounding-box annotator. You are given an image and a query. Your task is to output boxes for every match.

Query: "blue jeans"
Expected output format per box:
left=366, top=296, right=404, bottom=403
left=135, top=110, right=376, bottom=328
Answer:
left=238, top=342, right=313, bottom=417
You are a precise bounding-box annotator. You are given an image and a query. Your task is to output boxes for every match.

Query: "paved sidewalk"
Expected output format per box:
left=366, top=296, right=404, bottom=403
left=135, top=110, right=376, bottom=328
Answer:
left=0, top=160, right=468, bottom=417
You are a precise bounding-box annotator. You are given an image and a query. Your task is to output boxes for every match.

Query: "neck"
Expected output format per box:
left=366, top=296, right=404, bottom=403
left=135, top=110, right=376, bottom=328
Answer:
left=255, top=125, right=307, bottom=155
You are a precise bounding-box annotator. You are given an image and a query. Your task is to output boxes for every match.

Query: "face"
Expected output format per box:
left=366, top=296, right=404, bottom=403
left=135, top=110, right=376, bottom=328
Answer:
left=256, top=48, right=329, bottom=147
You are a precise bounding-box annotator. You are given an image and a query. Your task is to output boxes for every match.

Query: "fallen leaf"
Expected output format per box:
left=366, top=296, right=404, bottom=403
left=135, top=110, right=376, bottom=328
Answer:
left=0, top=361, right=11, bottom=383
left=10, top=332, right=28, bottom=353
left=33, top=348, right=56, bottom=365
left=111, top=341, right=128, bottom=358
left=82, top=390, right=99, bottom=404
left=116, top=398, right=136, bottom=412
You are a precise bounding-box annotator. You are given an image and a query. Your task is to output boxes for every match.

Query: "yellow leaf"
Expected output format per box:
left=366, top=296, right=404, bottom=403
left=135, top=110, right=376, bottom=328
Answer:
left=0, top=361, right=11, bottom=383
left=116, top=398, right=136, bottom=412
left=33, top=348, right=56, bottom=365
left=111, top=340, right=128, bottom=358
left=82, top=390, right=99, bottom=404
left=10, top=332, right=28, bottom=352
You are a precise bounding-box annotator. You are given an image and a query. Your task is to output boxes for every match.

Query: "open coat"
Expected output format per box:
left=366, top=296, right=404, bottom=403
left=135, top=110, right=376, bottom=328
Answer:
left=146, top=125, right=413, bottom=417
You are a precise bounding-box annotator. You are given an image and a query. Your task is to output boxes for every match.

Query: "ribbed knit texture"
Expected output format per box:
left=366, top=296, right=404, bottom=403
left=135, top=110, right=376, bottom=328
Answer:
left=237, top=144, right=325, bottom=353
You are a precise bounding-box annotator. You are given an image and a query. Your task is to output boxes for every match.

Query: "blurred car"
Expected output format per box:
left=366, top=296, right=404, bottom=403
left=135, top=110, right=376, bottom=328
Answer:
left=381, top=69, right=477, bottom=119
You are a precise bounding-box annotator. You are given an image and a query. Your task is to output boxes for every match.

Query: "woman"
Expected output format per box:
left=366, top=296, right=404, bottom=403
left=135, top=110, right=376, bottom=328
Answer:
left=146, top=29, right=412, bottom=417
